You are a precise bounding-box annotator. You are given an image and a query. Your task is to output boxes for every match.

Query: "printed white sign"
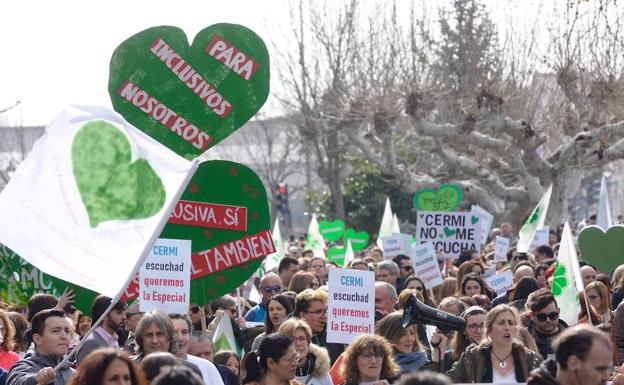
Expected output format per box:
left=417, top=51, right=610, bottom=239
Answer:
left=529, top=226, right=550, bottom=252
left=485, top=270, right=513, bottom=298
left=411, top=243, right=444, bottom=289
left=140, top=238, right=191, bottom=313
left=416, top=211, right=481, bottom=259
left=381, top=233, right=413, bottom=258
left=471, top=205, right=494, bottom=245
left=494, top=237, right=510, bottom=262
left=327, top=268, right=375, bottom=344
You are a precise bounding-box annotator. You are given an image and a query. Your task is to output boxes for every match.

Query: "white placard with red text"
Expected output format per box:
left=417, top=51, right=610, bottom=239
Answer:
left=494, top=237, right=510, bottom=262
left=411, top=242, right=444, bottom=289
left=381, top=233, right=412, bottom=258
left=140, top=238, right=191, bottom=313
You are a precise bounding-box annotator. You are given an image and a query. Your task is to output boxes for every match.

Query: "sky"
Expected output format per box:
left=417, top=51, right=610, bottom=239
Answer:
left=1, top=0, right=548, bottom=127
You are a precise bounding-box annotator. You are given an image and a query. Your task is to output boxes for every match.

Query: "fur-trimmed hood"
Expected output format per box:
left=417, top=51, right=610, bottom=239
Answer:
left=308, top=343, right=330, bottom=377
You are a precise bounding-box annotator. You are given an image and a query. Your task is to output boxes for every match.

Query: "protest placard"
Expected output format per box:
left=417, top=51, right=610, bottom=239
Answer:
left=416, top=211, right=481, bottom=259
left=381, top=233, right=412, bottom=258
left=411, top=243, right=443, bottom=289
left=529, top=226, right=550, bottom=252
left=485, top=270, right=513, bottom=298
left=494, top=237, right=510, bottom=262
left=140, top=238, right=191, bottom=313
left=327, top=268, right=375, bottom=344
left=471, top=205, right=493, bottom=245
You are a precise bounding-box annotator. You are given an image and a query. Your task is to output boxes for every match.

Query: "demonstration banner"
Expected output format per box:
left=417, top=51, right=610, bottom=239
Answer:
left=485, top=270, right=513, bottom=298
left=471, top=205, right=493, bottom=245
left=327, top=268, right=375, bottom=344
left=494, top=237, right=510, bottom=262
left=416, top=211, right=481, bottom=259
left=413, top=184, right=462, bottom=211
left=411, top=243, right=443, bottom=289
left=139, top=238, right=191, bottom=313
left=381, top=233, right=412, bottom=258
left=529, top=226, right=549, bottom=253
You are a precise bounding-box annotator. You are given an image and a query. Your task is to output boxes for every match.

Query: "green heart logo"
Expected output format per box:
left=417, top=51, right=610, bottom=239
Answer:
left=443, top=227, right=456, bottom=237
left=578, top=225, right=624, bottom=275
left=471, top=216, right=479, bottom=225
left=109, top=24, right=270, bottom=159
left=122, top=160, right=272, bottom=305
left=413, top=184, right=462, bottom=211
left=319, top=220, right=345, bottom=242
left=72, top=121, right=166, bottom=227
left=343, top=229, right=369, bottom=252
left=327, top=246, right=346, bottom=266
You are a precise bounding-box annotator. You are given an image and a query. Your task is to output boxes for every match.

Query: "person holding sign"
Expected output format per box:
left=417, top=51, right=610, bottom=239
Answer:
left=429, top=305, right=542, bottom=383
left=339, top=334, right=399, bottom=385
left=374, top=312, right=428, bottom=374
left=278, top=319, right=332, bottom=385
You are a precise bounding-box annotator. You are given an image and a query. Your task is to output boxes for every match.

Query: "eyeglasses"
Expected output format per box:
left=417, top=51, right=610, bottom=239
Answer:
left=466, top=323, right=484, bottom=331
left=293, top=336, right=309, bottom=344
left=359, top=352, right=384, bottom=360
left=305, top=308, right=327, bottom=316
left=536, top=311, right=559, bottom=322
left=262, top=285, right=283, bottom=294
left=280, top=353, right=300, bottom=364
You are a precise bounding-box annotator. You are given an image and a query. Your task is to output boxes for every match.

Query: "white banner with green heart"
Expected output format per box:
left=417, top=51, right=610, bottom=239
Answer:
left=0, top=105, right=194, bottom=297
left=415, top=211, right=481, bottom=259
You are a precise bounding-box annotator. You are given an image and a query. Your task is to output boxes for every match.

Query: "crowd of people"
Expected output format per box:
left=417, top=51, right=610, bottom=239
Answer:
left=0, top=221, right=622, bottom=385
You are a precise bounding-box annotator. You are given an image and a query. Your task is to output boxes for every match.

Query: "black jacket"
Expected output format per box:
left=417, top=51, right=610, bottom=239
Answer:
left=527, top=359, right=560, bottom=385
left=527, top=319, right=568, bottom=360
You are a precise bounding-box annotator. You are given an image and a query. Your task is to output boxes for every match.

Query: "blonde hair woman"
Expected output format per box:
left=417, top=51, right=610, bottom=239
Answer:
left=430, top=304, right=542, bottom=383
left=278, top=319, right=332, bottom=385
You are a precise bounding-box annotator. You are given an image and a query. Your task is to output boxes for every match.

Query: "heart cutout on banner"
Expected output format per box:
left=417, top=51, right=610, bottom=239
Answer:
left=578, top=225, right=624, bottom=275
left=319, top=220, right=345, bottom=242
left=109, top=24, right=270, bottom=159
left=343, top=229, right=369, bottom=252
left=413, top=184, right=462, bottom=211
left=72, top=121, right=166, bottom=227
left=122, top=160, right=272, bottom=305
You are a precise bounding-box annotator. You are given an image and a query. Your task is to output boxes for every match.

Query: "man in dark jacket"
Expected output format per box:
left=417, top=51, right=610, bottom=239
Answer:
left=8, top=309, right=74, bottom=385
left=527, top=324, right=612, bottom=385
left=526, top=289, right=568, bottom=360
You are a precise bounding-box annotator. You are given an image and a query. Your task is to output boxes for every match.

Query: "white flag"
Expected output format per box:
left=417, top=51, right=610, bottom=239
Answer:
left=0, top=106, right=195, bottom=297
left=305, top=214, right=326, bottom=258
left=553, top=222, right=583, bottom=326
left=263, top=218, right=283, bottom=272
left=517, top=185, right=552, bottom=253
left=597, top=174, right=613, bottom=230
left=392, top=214, right=401, bottom=234
left=377, top=197, right=394, bottom=248
left=343, top=240, right=355, bottom=268
left=212, top=313, right=241, bottom=355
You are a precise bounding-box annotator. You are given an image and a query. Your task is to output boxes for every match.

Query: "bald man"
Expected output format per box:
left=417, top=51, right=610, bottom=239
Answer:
left=580, top=265, right=597, bottom=288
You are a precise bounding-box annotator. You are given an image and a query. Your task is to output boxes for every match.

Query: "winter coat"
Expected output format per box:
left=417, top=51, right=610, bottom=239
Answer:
left=427, top=341, right=542, bottom=383
left=527, top=319, right=568, bottom=360
left=295, top=344, right=333, bottom=385
left=526, top=359, right=561, bottom=385
left=7, top=352, right=74, bottom=385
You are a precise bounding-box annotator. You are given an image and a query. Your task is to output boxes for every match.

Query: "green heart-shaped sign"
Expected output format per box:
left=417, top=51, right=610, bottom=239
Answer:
left=327, top=246, right=346, bottom=266
left=319, top=220, right=345, bottom=242
left=109, top=24, right=270, bottom=158
left=578, top=225, right=624, bottom=274
left=413, top=184, right=462, bottom=211
left=343, top=229, right=369, bottom=252
left=122, top=160, right=272, bottom=305
left=72, top=121, right=166, bottom=227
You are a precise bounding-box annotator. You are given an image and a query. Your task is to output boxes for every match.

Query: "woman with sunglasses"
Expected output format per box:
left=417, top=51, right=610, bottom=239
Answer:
left=374, top=312, right=428, bottom=374
left=252, top=294, right=295, bottom=351
left=430, top=305, right=542, bottom=383
left=340, top=334, right=399, bottom=385
left=242, top=334, right=301, bottom=385
left=278, top=319, right=332, bottom=385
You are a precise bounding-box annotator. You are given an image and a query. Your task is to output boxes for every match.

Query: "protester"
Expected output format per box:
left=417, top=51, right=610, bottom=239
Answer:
left=526, top=289, right=568, bottom=360
left=0, top=310, right=19, bottom=370
left=6, top=312, right=28, bottom=358
left=279, top=257, right=300, bottom=289
left=400, top=276, right=436, bottom=307
left=580, top=265, right=598, bottom=288
left=450, top=306, right=487, bottom=361
left=339, top=334, right=399, bottom=385
left=527, top=324, right=612, bottom=385
left=309, top=258, right=328, bottom=285
left=214, top=351, right=240, bottom=377
left=66, top=348, right=147, bottom=385
left=376, top=261, right=400, bottom=290
left=289, top=272, right=321, bottom=294
left=245, top=273, right=283, bottom=323
left=151, top=365, right=203, bottom=385
left=394, top=371, right=451, bottom=385
left=585, top=281, right=612, bottom=323
left=189, top=331, right=214, bottom=362
left=131, top=310, right=177, bottom=363
left=391, top=255, right=414, bottom=282
left=509, top=277, right=540, bottom=312
left=459, top=274, right=493, bottom=299
left=612, top=265, right=624, bottom=309
left=124, top=300, right=143, bottom=355
left=8, top=309, right=75, bottom=385
left=278, top=319, right=332, bottom=385
left=252, top=294, right=294, bottom=351
left=374, top=282, right=397, bottom=320
left=139, top=352, right=179, bottom=383
left=374, top=312, right=428, bottom=374
left=430, top=305, right=542, bottom=383
left=241, top=334, right=299, bottom=385
left=72, top=311, right=91, bottom=341
left=169, top=314, right=224, bottom=385
left=76, top=296, right=127, bottom=364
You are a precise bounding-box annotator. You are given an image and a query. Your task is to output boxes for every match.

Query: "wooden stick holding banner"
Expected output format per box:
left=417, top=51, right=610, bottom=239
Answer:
left=200, top=306, right=207, bottom=334
left=55, top=158, right=199, bottom=370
